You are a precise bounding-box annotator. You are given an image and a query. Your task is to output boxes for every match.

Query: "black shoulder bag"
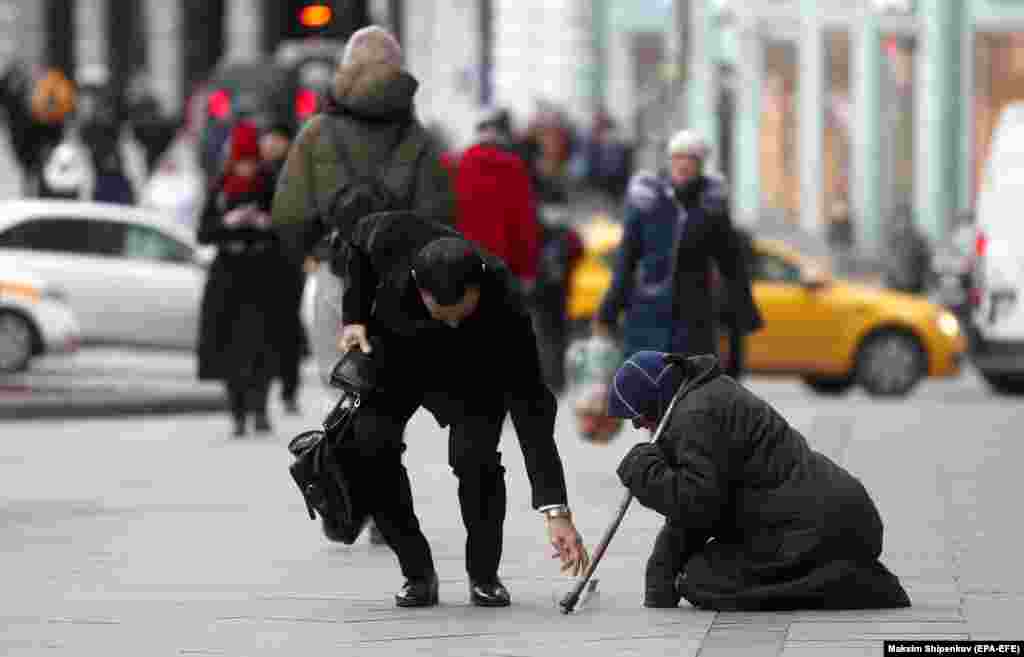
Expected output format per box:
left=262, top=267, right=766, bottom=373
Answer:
left=287, top=348, right=379, bottom=544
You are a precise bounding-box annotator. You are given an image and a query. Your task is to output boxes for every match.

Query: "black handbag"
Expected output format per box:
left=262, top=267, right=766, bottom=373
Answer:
left=287, top=349, right=378, bottom=544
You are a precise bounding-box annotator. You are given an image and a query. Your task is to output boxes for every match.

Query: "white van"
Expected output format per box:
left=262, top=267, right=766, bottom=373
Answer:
left=972, top=101, right=1024, bottom=394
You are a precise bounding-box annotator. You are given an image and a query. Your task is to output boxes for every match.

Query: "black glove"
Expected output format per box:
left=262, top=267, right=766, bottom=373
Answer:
left=616, top=442, right=663, bottom=491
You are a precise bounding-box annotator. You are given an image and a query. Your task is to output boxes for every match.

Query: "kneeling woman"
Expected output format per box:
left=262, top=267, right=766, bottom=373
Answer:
left=610, top=352, right=911, bottom=611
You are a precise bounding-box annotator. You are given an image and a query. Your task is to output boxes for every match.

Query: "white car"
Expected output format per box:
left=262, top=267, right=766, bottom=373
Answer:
left=973, top=102, right=1024, bottom=395
left=0, top=200, right=210, bottom=350
left=0, top=268, right=80, bottom=372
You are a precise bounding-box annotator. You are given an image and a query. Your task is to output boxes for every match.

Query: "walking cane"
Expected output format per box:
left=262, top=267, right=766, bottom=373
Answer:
left=559, top=382, right=688, bottom=615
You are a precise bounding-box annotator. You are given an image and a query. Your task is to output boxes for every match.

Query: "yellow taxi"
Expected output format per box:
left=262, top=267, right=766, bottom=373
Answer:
left=567, top=215, right=967, bottom=397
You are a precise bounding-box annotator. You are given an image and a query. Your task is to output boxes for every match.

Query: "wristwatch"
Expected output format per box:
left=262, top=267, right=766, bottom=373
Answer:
left=541, top=504, right=572, bottom=521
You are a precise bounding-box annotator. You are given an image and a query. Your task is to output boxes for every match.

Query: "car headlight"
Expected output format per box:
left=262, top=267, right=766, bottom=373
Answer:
left=937, top=311, right=961, bottom=338
left=0, top=280, right=41, bottom=302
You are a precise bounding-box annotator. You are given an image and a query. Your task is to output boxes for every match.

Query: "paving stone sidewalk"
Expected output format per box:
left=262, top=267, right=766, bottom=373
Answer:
left=1, top=375, right=1021, bottom=655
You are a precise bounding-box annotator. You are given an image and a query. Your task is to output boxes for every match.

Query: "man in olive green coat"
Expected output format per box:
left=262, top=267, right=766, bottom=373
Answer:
left=272, top=25, right=455, bottom=384
left=272, top=26, right=454, bottom=547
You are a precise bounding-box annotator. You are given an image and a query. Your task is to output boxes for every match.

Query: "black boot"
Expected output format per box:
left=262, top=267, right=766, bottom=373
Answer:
left=232, top=416, right=246, bottom=438
left=644, top=523, right=695, bottom=608
left=395, top=572, right=439, bottom=608
left=469, top=577, right=510, bottom=607
left=252, top=413, right=272, bottom=434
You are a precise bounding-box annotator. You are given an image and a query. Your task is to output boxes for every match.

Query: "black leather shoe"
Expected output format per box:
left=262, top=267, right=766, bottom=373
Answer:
left=469, top=578, right=511, bottom=607
left=395, top=573, right=439, bottom=608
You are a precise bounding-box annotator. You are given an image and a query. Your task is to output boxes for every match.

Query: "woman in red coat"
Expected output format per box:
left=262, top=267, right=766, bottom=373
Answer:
left=453, top=115, right=540, bottom=292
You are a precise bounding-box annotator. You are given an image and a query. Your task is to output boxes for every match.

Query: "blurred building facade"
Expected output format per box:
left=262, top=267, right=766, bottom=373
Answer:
left=679, top=0, right=1024, bottom=259
left=0, top=0, right=621, bottom=150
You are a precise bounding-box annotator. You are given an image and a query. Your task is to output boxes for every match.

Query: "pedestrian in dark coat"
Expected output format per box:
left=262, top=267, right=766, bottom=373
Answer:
left=596, top=130, right=762, bottom=360
left=335, top=211, right=585, bottom=608
left=595, top=171, right=679, bottom=359
left=196, top=121, right=284, bottom=437
left=610, top=351, right=911, bottom=611
left=260, top=122, right=307, bottom=414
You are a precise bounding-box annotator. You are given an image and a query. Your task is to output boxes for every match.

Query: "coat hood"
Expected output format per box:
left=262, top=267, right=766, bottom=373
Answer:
left=330, top=58, right=418, bottom=122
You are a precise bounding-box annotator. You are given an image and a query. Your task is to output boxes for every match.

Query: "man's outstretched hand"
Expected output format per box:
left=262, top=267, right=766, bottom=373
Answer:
left=547, top=515, right=585, bottom=569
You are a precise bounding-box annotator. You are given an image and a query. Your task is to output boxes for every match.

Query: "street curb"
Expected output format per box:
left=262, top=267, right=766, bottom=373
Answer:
left=0, top=394, right=227, bottom=421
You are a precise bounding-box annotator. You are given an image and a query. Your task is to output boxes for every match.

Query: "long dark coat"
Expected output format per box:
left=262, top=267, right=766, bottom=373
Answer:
left=196, top=182, right=289, bottom=382
left=617, top=355, right=911, bottom=611
left=598, top=174, right=762, bottom=359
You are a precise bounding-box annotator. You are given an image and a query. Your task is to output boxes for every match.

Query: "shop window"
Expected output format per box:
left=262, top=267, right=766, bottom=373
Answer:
left=824, top=31, right=852, bottom=248
left=760, top=38, right=800, bottom=224
left=972, top=32, right=1024, bottom=205
left=880, top=33, right=917, bottom=227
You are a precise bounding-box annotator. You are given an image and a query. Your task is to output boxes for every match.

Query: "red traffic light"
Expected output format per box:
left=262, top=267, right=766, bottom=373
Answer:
left=299, top=4, right=332, bottom=28
left=208, top=89, right=231, bottom=120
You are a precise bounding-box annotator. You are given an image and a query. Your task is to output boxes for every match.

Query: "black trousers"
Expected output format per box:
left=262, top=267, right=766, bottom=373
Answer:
left=225, top=320, right=273, bottom=421
left=343, top=386, right=508, bottom=582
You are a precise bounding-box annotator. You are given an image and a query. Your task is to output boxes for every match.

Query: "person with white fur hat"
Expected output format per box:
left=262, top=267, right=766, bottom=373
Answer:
left=593, top=128, right=761, bottom=368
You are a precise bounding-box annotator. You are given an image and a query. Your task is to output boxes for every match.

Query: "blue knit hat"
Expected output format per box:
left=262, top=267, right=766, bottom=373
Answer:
left=607, top=351, right=685, bottom=421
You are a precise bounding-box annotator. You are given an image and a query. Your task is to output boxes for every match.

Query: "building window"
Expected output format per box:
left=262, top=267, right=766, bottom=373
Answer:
left=760, top=37, right=800, bottom=224
left=880, top=33, right=917, bottom=225
left=824, top=31, right=852, bottom=245
left=972, top=32, right=1024, bottom=206
left=183, top=0, right=226, bottom=103
left=108, top=0, right=147, bottom=90
left=45, top=0, right=74, bottom=75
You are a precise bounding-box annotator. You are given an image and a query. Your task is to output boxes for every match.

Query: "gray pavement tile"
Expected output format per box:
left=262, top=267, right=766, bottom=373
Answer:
left=963, top=595, right=1024, bottom=637
left=786, top=621, right=969, bottom=641
left=780, top=642, right=881, bottom=656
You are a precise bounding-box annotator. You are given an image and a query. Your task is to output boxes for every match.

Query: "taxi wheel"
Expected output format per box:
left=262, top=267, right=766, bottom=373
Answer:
left=856, top=330, right=926, bottom=398
left=0, top=310, right=35, bottom=373
left=802, top=375, right=855, bottom=396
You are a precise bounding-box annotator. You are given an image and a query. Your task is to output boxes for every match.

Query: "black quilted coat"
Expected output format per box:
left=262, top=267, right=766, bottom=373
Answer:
left=617, top=355, right=911, bottom=611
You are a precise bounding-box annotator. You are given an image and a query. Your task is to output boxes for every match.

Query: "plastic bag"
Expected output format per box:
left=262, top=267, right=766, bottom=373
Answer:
left=565, top=335, right=624, bottom=443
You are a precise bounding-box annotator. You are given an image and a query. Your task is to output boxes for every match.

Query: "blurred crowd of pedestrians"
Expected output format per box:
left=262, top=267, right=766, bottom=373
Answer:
left=0, top=60, right=180, bottom=204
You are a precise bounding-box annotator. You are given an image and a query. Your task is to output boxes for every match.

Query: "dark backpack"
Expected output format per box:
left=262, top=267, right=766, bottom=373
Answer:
left=322, top=117, right=427, bottom=274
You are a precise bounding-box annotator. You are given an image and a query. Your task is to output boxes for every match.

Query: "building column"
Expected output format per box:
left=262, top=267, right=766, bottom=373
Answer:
left=76, top=0, right=109, bottom=79
left=798, top=0, right=825, bottom=236
left=0, top=3, right=44, bottom=70
left=145, top=0, right=183, bottom=114
left=687, top=0, right=719, bottom=172
left=853, top=8, right=883, bottom=255
left=917, top=0, right=961, bottom=243
left=666, top=0, right=689, bottom=132
left=583, top=0, right=609, bottom=114
left=733, top=10, right=762, bottom=228
left=225, top=0, right=263, bottom=62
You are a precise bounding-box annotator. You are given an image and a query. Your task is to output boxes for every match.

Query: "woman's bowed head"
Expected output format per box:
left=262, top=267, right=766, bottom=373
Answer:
left=607, top=350, right=689, bottom=431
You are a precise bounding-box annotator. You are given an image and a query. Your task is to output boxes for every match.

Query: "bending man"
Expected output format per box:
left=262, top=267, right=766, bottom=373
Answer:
left=337, top=211, right=583, bottom=608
